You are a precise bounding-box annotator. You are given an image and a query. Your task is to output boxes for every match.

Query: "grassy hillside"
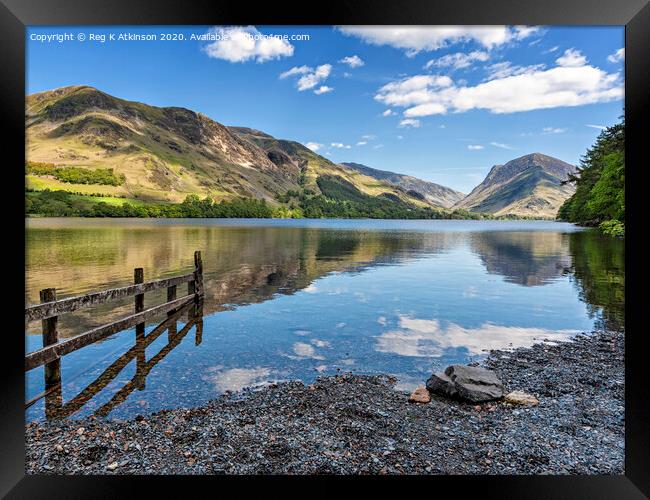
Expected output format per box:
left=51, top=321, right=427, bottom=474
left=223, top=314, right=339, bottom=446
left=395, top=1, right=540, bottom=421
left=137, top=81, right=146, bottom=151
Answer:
left=26, top=86, right=440, bottom=214
left=340, top=161, right=465, bottom=208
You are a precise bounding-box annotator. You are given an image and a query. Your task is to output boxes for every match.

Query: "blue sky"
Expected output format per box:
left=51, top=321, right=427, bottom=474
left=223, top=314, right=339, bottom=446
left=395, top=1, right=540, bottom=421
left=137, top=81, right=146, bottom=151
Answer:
left=27, top=25, right=624, bottom=193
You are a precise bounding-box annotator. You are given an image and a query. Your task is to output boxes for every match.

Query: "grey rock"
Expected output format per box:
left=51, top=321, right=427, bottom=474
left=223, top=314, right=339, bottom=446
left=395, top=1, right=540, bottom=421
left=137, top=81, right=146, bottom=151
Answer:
left=426, top=365, right=505, bottom=403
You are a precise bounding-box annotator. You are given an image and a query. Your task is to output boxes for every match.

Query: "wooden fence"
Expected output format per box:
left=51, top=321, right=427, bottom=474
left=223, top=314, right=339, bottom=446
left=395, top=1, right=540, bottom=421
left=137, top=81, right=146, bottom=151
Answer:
left=25, top=251, right=204, bottom=418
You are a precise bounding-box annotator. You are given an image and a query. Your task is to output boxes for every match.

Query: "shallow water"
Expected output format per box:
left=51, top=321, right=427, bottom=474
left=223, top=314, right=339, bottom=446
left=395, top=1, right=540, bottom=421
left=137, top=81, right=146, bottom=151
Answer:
left=25, top=218, right=624, bottom=421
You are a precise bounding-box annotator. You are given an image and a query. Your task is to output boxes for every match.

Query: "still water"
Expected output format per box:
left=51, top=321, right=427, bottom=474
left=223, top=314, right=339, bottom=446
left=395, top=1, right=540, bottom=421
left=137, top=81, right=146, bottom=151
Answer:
left=25, top=218, right=624, bottom=421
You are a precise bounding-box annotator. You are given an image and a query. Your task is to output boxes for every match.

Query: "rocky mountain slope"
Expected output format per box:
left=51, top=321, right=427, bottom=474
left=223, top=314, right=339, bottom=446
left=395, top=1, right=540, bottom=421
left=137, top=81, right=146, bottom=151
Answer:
left=340, top=162, right=465, bottom=209
left=25, top=86, right=438, bottom=208
left=453, top=153, right=576, bottom=217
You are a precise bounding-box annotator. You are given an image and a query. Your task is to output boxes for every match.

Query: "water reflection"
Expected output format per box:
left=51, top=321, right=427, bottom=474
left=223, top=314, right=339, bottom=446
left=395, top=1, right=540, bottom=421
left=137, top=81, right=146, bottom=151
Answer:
left=375, top=315, right=579, bottom=358
left=31, top=301, right=204, bottom=420
left=469, top=231, right=571, bottom=286
left=25, top=219, right=624, bottom=421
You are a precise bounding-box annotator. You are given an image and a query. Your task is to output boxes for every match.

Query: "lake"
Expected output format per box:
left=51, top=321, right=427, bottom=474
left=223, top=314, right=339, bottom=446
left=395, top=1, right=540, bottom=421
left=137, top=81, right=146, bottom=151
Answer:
left=25, top=218, right=625, bottom=421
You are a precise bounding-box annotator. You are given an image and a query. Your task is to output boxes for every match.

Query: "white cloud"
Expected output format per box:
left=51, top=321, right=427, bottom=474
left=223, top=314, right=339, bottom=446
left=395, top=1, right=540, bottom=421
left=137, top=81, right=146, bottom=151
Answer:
left=542, top=127, right=567, bottom=134
left=279, top=65, right=310, bottom=78
left=356, top=141, right=368, bottom=146
left=545, top=45, right=559, bottom=53
left=399, top=118, right=421, bottom=128
left=361, top=134, right=376, bottom=140
left=513, top=25, right=543, bottom=40
left=203, top=26, right=294, bottom=63
left=424, top=50, right=489, bottom=70
left=331, top=142, right=351, bottom=149
left=586, top=124, right=607, bottom=130
left=468, top=144, right=484, bottom=150
left=607, top=48, right=624, bottom=63
left=374, top=57, right=622, bottom=116
left=314, top=85, right=334, bottom=95
left=281, top=63, right=332, bottom=91
left=485, top=61, right=545, bottom=80
left=490, top=142, right=514, bottom=150
left=375, top=75, right=452, bottom=108
left=305, top=142, right=323, bottom=151
left=338, top=26, right=540, bottom=56
left=339, top=55, right=365, bottom=68
left=556, top=48, right=588, bottom=67
left=375, top=315, right=578, bottom=357
left=382, top=109, right=396, bottom=116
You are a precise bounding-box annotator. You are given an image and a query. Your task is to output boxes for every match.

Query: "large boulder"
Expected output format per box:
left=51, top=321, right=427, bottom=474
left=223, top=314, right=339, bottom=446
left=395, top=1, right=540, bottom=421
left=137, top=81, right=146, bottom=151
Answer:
left=426, top=365, right=505, bottom=403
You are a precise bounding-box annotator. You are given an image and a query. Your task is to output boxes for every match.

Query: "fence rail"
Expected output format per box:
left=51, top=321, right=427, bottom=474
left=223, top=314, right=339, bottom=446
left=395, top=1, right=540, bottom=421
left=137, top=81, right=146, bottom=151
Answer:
left=25, top=273, right=196, bottom=323
left=25, top=251, right=204, bottom=373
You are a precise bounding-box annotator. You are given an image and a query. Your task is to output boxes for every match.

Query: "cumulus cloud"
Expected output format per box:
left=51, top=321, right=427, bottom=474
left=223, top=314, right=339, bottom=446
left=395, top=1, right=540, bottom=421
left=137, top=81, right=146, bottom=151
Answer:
left=279, top=65, right=311, bottom=78
left=374, top=56, right=622, bottom=116
left=607, top=48, right=624, bottom=63
left=356, top=141, right=368, bottom=146
left=399, top=118, right=421, bottom=128
left=305, top=142, right=323, bottom=151
left=556, top=48, right=588, bottom=67
left=203, top=26, right=294, bottom=63
left=331, top=142, right=351, bottom=149
left=513, top=25, right=543, bottom=40
left=468, top=144, right=484, bottom=150
left=281, top=63, right=333, bottom=93
left=338, top=26, right=541, bottom=56
left=382, top=109, right=396, bottom=116
left=314, top=85, right=334, bottom=94
left=339, top=55, right=365, bottom=68
left=424, top=50, right=489, bottom=70
left=485, top=61, right=545, bottom=80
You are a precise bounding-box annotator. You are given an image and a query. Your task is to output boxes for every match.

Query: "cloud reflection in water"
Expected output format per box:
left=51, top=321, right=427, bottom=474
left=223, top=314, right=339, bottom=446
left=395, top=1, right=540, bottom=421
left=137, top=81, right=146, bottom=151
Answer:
left=375, top=315, right=579, bottom=357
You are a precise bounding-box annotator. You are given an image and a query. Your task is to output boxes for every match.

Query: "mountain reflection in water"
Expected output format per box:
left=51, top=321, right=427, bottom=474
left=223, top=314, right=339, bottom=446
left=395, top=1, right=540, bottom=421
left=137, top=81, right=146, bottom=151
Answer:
left=25, top=219, right=624, bottom=420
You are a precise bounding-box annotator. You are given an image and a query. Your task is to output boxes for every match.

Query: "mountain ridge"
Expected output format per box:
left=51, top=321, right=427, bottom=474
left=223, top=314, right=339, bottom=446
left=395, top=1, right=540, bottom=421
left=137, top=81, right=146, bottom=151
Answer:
left=340, top=162, right=465, bottom=209
left=25, top=85, right=443, bottom=209
left=453, top=153, right=577, bottom=217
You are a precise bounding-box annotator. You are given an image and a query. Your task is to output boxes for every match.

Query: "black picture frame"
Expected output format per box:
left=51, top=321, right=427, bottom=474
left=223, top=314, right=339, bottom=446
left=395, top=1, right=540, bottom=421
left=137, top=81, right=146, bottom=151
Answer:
left=1, top=0, right=647, bottom=496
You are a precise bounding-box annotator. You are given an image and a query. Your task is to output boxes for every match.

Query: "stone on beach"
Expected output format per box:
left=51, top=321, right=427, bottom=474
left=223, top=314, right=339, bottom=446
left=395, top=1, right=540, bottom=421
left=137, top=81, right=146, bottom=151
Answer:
left=426, top=365, right=505, bottom=403
left=408, top=386, right=431, bottom=403
left=504, top=390, right=539, bottom=406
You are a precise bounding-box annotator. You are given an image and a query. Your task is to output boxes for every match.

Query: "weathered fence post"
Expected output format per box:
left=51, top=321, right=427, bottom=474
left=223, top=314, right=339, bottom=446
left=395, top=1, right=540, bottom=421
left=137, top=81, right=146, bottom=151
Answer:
left=134, top=268, right=144, bottom=336
left=194, top=251, right=204, bottom=298
left=186, top=251, right=203, bottom=320
left=40, top=288, right=62, bottom=418
left=167, top=284, right=177, bottom=340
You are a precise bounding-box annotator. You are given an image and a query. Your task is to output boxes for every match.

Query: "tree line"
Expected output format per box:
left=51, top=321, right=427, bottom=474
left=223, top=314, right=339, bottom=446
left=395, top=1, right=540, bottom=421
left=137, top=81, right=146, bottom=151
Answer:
left=558, top=118, right=624, bottom=237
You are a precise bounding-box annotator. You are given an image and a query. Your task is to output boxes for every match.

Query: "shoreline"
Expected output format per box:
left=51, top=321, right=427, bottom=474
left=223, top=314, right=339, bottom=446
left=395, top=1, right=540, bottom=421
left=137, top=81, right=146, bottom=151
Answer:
left=25, top=328, right=624, bottom=475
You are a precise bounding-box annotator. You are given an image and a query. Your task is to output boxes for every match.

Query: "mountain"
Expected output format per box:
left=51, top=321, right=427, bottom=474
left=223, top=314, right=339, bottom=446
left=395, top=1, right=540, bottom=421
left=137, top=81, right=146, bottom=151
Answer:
left=228, top=128, right=436, bottom=209
left=340, top=162, right=465, bottom=208
left=25, top=86, right=433, bottom=209
left=453, top=153, right=577, bottom=217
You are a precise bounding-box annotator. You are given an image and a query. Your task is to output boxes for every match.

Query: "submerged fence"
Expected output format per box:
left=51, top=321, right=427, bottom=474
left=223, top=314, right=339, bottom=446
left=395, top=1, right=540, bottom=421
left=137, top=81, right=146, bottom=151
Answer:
left=25, top=251, right=205, bottom=418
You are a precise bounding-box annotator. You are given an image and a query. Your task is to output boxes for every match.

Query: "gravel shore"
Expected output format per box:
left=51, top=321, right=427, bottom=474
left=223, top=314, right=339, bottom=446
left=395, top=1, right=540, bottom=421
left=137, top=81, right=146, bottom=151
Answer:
left=25, top=329, right=624, bottom=475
